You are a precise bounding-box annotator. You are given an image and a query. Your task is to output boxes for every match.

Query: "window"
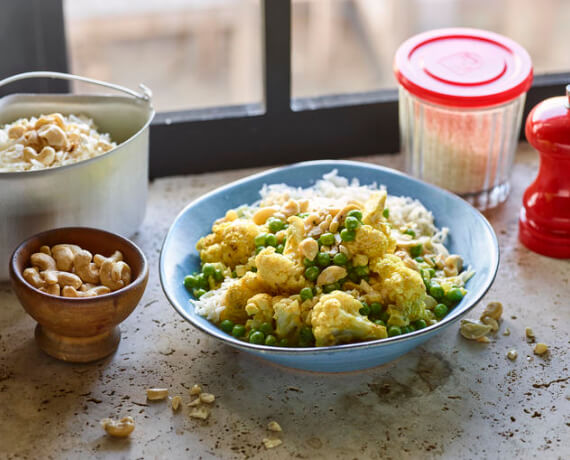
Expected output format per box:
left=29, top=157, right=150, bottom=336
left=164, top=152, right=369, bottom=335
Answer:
left=1, top=0, right=569, bottom=178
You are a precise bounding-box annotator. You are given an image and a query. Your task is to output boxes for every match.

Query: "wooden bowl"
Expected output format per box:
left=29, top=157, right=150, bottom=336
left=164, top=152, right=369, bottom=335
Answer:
left=9, top=227, right=148, bottom=363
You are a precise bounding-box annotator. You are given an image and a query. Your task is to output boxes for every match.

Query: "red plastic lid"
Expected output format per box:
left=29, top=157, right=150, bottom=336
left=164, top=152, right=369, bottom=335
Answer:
left=394, top=28, right=533, bottom=108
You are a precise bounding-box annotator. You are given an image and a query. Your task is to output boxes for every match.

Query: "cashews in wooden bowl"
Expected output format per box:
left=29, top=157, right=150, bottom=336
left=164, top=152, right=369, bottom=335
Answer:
left=10, top=227, right=148, bottom=363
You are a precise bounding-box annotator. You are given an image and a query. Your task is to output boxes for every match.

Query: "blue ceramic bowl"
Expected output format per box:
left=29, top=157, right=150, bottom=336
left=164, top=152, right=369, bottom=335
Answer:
left=159, top=160, right=499, bottom=372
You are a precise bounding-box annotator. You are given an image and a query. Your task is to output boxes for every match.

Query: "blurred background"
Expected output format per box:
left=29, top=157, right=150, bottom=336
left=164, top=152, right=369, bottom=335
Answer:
left=64, top=0, right=570, bottom=112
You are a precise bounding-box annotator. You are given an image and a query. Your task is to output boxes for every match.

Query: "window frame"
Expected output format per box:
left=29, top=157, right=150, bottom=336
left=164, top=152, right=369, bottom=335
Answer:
left=1, top=0, right=569, bottom=178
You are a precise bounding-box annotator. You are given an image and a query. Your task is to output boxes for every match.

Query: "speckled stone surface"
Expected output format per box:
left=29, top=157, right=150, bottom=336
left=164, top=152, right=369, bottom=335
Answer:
left=1, top=145, right=568, bottom=460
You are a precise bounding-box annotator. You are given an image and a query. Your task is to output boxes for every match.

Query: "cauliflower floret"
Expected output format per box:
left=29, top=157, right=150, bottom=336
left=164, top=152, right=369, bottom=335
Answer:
left=344, top=224, right=396, bottom=259
left=362, top=191, right=388, bottom=227
left=311, top=291, right=387, bottom=346
left=255, top=247, right=305, bottom=293
left=220, top=272, right=268, bottom=322
left=370, top=254, right=426, bottom=326
left=196, top=219, right=260, bottom=268
left=273, top=297, right=302, bottom=339
left=245, top=293, right=274, bottom=329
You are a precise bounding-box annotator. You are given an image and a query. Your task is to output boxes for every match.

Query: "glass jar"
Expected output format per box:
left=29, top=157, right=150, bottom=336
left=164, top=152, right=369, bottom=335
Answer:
left=394, top=28, right=533, bottom=210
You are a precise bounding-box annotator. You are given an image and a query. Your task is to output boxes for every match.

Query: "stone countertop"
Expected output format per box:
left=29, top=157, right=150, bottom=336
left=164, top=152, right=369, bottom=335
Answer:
left=0, top=145, right=568, bottom=460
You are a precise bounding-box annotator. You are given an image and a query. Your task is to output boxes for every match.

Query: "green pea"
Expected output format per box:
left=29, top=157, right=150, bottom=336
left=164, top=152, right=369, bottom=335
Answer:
left=213, top=269, right=224, bottom=282
left=426, top=268, right=436, bottom=278
left=303, top=257, right=315, bottom=267
left=323, top=282, right=340, bottom=293
left=255, top=246, right=264, bottom=254
left=183, top=275, right=198, bottom=291
left=319, top=233, right=335, bottom=246
left=220, top=319, right=234, bottom=333
left=370, top=302, right=383, bottom=316
left=265, top=334, right=277, bottom=346
left=304, top=266, right=320, bottom=281
left=434, top=303, right=448, bottom=318
left=196, top=273, right=209, bottom=290
left=231, top=324, right=246, bottom=337
left=250, top=266, right=257, bottom=272
left=299, top=326, right=314, bottom=346
left=382, top=208, right=389, bottom=218
left=403, top=229, right=416, bottom=238
left=429, top=283, right=444, bottom=300
left=254, top=233, right=267, bottom=247
left=202, top=263, right=216, bottom=277
left=410, top=244, right=423, bottom=258
left=275, top=244, right=284, bottom=254
left=333, top=252, right=348, bottom=265
left=231, top=271, right=237, bottom=278
left=408, top=324, right=416, bottom=332
left=340, top=228, right=356, bottom=242
left=316, top=252, right=331, bottom=267
left=380, top=311, right=390, bottom=323
left=354, top=265, right=369, bottom=277
left=359, top=302, right=370, bottom=316
left=278, top=338, right=289, bottom=347
left=414, top=319, right=427, bottom=329
left=265, top=234, right=277, bottom=247
left=193, top=288, right=207, bottom=299
left=401, top=326, right=411, bottom=334
left=374, top=319, right=386, bottom=327
left=259, top=322, right=273, bottom=335
left=267, top=217, right=285, bottom=233
left=345, top=216, right=360, bottom=230
left=414, top=256, right=424, bottom=263
left=300, top=287, right=313, bottom=301
left=445, top=288, right=464, bottom=303
left=347, top=209, right=363, bottom=220
left=348, top=271, right=360, bottom=283
left=388, top=326, right=402, bottom=337
left=249, top=331, right=265, bottom=344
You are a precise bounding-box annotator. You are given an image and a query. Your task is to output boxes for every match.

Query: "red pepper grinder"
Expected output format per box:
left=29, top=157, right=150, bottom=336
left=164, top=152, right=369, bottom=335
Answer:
left=519, top=85, right=570, bottom=258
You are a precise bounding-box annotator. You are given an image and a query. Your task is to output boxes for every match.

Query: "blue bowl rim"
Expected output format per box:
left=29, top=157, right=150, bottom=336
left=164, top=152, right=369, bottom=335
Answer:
left=159, top=159, right=500, bottom=355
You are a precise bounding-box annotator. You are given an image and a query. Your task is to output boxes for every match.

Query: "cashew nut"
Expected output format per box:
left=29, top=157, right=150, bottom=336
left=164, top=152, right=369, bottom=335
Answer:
left=40, top=284, right=61, bottom=296
left=459, top=319, right=492, bottom=340
left=329, top=204, right=360, bottom=233
left=8, top=124, right=25, bottom=139
left=23, top=267, right=45, bottom=288
left=51, top=244, right=81, bottom=271
left=101, top=416, right=135, bottom=438
left=30, top=252, right=57, bottom=272
left=94, top=250, right=123, bottom=267
left=444, top=254, right=463, bottom=277
left=534, top=343, right=548, bottom=355
left=281, top=199, right=300, bottom=217
left=100, top=260, right=131, bottom=291
left=62, top=285, right=110, bottom=297
left=252, top=206, right=279, bottom=225
left=171, top=396, right=182, bottom=411
left=39, top=245, right=51, bottom=256
left=73, top=249, right=100, bottom=284
left=37, top=124, right=68, bottom=149
left=199, top=393, right=216, bottom=404
left=298, top=238, right=319, bottom=261
left=146, top=388, right=169, bottom=401
left=43, top=271, right=82, bottom=289
left=316, top=266, right=347, bottom=286
left=480, top=301, right=503, bottom=321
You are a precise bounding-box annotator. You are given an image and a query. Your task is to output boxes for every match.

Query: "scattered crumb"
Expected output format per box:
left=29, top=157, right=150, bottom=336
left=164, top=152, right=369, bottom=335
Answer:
left=199, top=393, right=216, bottom=404
left=171, top=395, right=182, bottom=411
left=525, top=327, right=535, bottom=340
left=534, top=343, right=549, bottom=355
left=507, top=349, right=518, bottom=361
left=503, top=328, right=511, bottom=336
left=267, top=421, right=282, bottom=432
left=187, top=398, right=201, bottom=407
left=476, top=336, right=491, bottom=343
left=190, top=384, right=202, bottom=396
left=263, top=438, right=283, bottom=449
left=189, top=407, right=210, bottom=420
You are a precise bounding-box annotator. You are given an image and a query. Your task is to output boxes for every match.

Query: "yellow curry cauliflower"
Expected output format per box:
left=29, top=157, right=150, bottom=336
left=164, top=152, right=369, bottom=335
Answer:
left=311, top=291, right=387, bottom=346
left=188, top=172, right=471, bottom=347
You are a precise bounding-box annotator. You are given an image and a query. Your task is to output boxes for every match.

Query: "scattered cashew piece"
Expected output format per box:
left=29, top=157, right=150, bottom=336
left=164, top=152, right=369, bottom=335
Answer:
left=171, top=396, right=182, bottom=411
left=146, top=388, right=169, bottom=401
left=199, top=393, right=215, bottom=404
left=189, top=407, right=210, bottom=420
left=101, top=416, right=135, bottom=438
left=267, top=421, right=282, bottom=432
left=189, top=384, right=202, bottom=396
left=263, top=438, right=282, bottom=449
left=507, top=349, right=518, bottom=361
left=460, top=319, right=493, bottom=341
left=534, top=343, right=548, bottom=356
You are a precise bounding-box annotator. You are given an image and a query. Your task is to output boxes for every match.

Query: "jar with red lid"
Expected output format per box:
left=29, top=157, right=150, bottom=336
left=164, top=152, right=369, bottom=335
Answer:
left=394, top=28, right=533, bottom=210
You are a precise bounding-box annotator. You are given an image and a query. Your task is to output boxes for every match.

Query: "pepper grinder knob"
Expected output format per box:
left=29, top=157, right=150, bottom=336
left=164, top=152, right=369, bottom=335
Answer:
left=519, top=85, right=570, bottom=258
